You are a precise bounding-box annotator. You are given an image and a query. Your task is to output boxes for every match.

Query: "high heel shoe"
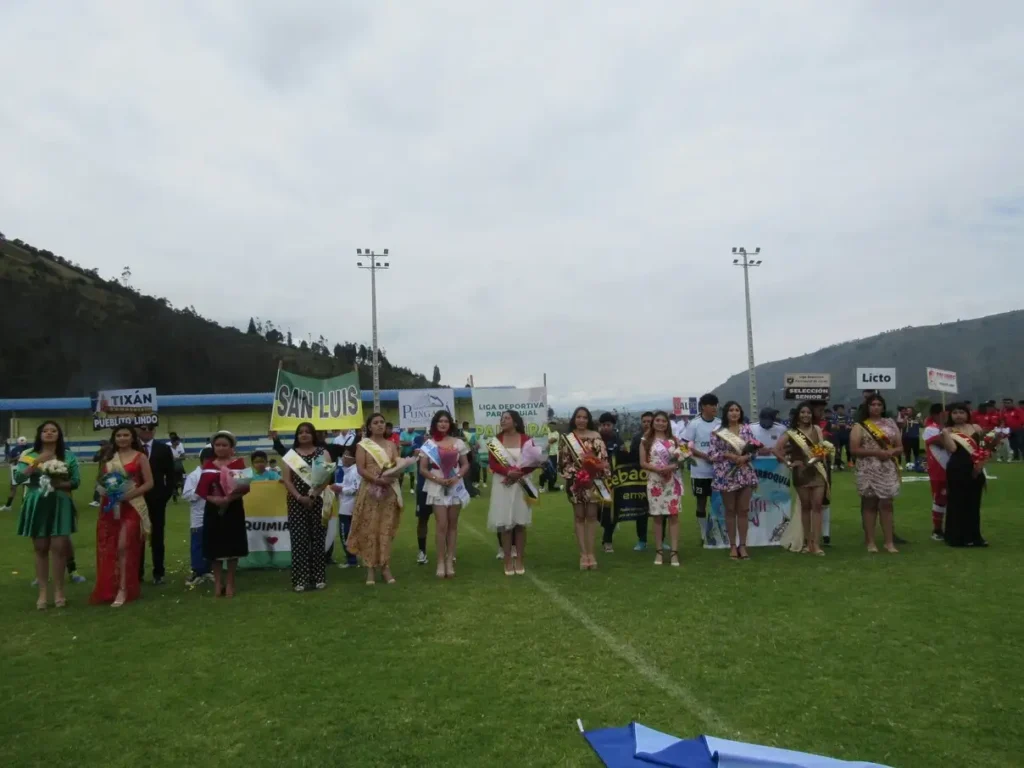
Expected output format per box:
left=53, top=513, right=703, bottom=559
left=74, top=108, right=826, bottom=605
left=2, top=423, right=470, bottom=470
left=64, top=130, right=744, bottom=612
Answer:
left=111, top=590, right=126, bottom=608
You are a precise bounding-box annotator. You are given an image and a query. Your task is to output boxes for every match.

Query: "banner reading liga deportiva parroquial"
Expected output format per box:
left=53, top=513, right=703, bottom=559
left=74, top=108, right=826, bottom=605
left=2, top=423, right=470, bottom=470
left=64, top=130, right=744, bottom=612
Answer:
left=470, top=387, right=549, bottom=438
left=92, top=388, right=159, bottom=430
left=270, top=369, right=363, bottom=431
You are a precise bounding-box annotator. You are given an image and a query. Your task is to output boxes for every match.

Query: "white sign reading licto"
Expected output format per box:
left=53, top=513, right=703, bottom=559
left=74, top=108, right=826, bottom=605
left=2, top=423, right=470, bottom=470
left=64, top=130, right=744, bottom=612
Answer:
left=856, top=368, right=897, bottom=390
left=470, top=387, right=549, bottom=439
left=398, top=388, right=457, bottom=428
left=926, top=367, right=958, bottom=394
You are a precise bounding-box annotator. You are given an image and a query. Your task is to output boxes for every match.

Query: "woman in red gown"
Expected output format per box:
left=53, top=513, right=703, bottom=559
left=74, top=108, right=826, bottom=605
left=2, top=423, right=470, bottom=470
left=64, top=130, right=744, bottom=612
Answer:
left=91, top=426, right=154, bottom=607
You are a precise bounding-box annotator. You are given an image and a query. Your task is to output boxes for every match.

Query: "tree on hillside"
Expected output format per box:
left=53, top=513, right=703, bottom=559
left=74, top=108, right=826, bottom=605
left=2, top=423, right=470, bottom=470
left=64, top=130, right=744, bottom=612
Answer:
left=247, top=318, right=258, bottom=335
left=286, top=331, right=293, bottom=346
left=299, top=340, right=309, bottom=351
left=432, top=365, right=441, bottom=386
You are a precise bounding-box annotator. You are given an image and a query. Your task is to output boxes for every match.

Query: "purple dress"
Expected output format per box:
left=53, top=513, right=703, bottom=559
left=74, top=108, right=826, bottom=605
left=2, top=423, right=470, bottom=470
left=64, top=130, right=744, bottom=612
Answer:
left=708, top=424, right=759, bottom=492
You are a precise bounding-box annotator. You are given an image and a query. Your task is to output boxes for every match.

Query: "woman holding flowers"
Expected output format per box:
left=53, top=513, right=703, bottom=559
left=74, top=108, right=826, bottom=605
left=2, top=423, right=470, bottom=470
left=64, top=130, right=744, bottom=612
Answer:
left=940, top=403, right=989, bottom=548
left=281, top=422, right=331, bottom=592
left=708, top=401, right=759, bottom=561
left=91, top=425, right=153, bottom=607
left=850, top=394, right=901, bottom=553
left=774, top=402, right=829, bottom=556
left=350, top=413, right=405, bottom=585
left=639, top=410, right=684, bottom=566
left=487, top=410, right=542, bottom=576
left=419, top=410, right=471, bottom=579
left=16, top=421, right=82, bottom=610
left=196, top=431, right=250, bottom=597
left=559, top=406, right=610, bottom=571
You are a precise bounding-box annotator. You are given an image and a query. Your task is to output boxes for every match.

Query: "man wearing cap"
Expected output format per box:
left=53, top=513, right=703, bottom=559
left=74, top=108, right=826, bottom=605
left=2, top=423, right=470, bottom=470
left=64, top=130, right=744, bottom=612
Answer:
left=748, top=408, right=785, bottom=451
left=2, top=436, right=30, bottom=511
left=136, top=422, right=177, bottom=585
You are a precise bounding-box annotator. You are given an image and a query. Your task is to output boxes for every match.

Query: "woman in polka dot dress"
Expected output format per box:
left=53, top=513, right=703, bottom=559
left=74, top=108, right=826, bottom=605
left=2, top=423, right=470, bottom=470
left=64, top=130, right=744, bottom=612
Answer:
left=281, top=422, right=328, bottom=592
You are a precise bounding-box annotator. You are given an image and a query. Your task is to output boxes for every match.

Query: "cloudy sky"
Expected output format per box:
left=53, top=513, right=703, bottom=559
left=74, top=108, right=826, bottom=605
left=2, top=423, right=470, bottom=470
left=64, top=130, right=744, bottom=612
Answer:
left=2, top=1, right=1022, bottom=408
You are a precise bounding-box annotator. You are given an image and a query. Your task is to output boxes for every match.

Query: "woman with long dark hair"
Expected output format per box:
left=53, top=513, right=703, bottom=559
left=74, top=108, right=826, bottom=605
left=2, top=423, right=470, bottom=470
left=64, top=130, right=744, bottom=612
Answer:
left=15, top=421, right=82, bottom=609
left=486, top=410, right=538, bottom=575
left=708, top=401, right=759, bottom=560
left=91, top=425, right=154, bottom=607
left=639, top=410, right=683, bottom=566
left=558, top=406, right=609, bottom=570
left=349, top=413, right=404, bottom=585
left=941, top=403, right=988, bottom=547
left=850, top=394, right=901, bottom=553
left=774, top=401, right=829, bottom=556
left=419, top=410, right=471, bottom=578
left=280, top=422, right=330, bottom=592
left=196, top=431, right=251, bottom=597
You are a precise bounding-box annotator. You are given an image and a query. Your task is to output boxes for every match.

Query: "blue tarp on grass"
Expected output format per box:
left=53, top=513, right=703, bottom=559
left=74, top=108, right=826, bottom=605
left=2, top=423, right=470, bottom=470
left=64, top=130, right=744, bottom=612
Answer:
left=582, top=722, right=891, bottom=768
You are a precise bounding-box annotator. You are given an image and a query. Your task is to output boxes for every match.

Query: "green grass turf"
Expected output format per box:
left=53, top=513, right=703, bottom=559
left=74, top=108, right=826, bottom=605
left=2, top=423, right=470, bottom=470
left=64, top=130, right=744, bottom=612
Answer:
left=1, top=464, right=1022, bottom=767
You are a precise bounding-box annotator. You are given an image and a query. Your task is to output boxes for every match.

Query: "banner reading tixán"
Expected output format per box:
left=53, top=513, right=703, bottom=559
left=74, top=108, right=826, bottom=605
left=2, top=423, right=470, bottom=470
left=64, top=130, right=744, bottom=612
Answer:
left=92, top=388, right=159, bottom=431
left=270, top=369, right=363, bottom=431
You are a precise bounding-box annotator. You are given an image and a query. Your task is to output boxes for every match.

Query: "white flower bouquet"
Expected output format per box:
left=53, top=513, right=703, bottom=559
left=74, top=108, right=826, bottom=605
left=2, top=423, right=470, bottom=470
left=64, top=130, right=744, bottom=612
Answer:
left=38, top=459, right=70, bottom=497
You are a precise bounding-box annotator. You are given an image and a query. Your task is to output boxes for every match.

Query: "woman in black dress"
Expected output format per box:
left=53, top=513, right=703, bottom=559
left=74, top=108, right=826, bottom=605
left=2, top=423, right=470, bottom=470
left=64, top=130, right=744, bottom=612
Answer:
left=197, top=431, right=250, bottom=597
left=281, top=422, right=329, bottom=592
left=941, top=403, right=988, bottom=548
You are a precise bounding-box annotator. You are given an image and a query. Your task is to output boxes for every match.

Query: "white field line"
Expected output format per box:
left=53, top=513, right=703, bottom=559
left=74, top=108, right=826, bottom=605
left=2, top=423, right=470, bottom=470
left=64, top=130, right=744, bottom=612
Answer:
left=461, top=521, right=732, bottom=737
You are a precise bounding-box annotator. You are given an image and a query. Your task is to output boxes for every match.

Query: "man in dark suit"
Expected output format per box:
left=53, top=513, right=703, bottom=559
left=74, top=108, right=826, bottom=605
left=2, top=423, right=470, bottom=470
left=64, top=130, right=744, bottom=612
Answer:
left=137, top=422, right=176, bottom=585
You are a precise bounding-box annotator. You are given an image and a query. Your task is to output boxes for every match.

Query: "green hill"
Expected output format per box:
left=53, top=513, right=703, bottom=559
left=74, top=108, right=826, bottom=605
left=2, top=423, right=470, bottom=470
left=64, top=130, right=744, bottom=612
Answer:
left=0, top=234, right=433, bottom=397
left=712, top=310, right=1024, bottom=409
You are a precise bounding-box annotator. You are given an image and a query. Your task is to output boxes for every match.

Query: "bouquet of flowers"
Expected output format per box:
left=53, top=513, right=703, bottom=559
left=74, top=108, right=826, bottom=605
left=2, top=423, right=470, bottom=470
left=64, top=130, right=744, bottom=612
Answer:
left=309, top=457, right=338, bottom=489
left=809, top=443, right=830, bottom=465
left=37, top=459, right=70, bottom=497
left=725, top=438, right=762, bottom=479
left=513, top=440, right=545, bottom=506
left=672, top=442, right=692, bottom=463
left=572, top=454, right=607, bottom=495
left=97, top=470, right=128, bottom=516
left=221, top=467, right=253, bottom=496
left=981, top=431, right=1002, bottom=452
left=971, top=446, right=992, bottom=471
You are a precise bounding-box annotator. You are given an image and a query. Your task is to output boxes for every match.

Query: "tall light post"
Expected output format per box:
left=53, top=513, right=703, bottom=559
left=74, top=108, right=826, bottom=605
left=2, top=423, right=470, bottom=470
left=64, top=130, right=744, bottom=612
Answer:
left=732, top=246, right=763, bottom=416
left=356, top=248, right=390, bottom=412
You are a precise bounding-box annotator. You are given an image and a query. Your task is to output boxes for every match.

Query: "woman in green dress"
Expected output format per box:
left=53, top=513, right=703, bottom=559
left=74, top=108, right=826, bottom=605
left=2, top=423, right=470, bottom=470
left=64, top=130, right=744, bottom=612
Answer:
left=15, top=421, right=81, bottom=609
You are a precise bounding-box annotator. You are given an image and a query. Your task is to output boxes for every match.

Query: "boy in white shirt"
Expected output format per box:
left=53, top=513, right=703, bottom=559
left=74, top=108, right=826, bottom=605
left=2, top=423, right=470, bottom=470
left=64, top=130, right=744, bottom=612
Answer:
left=331, top=445, right=361, bottom=568
left=680, top=394, right=721, bottom=542
left=183, top=448, right=214, bottom=586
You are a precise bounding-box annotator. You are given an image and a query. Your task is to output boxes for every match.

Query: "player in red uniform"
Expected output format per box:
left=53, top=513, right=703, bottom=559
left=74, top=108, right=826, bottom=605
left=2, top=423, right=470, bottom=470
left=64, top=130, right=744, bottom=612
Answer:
left=922, top=403, right=950, bottom=541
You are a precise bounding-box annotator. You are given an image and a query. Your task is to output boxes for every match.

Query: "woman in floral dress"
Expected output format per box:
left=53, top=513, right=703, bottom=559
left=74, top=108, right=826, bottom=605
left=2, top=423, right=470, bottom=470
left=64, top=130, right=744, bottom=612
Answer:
left=349, top=413, right=404, bottom=585
left=558, top=406, right=609, bottom=570
left=639, top=411, right=683, bottom=566
left=708, top=401, right=759, bottom=560
left=850, top=394, right=902, bottom=553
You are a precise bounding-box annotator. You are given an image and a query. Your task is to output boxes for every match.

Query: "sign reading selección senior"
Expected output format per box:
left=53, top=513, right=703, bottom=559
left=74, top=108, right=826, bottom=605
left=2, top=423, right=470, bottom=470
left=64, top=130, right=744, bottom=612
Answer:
left=783, top=373, right=831, bottom=401
left=271, top=369, right=363, bottom=431
left=398, top=388, right=457, bottom=428
left=92, top=388, right=159, bottom=430
left=856, top=367, right=897, bottom=389
left=926, top=367, right=958, bottom=394
left=470, top=387, right=548, bottom=439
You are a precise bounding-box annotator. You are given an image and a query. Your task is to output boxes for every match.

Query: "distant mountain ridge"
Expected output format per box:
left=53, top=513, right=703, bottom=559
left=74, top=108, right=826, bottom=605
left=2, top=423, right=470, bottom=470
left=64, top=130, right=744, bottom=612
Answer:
left=0, top=233, right=434, bottom=398
left=712, top=310, right=1024, bottom=408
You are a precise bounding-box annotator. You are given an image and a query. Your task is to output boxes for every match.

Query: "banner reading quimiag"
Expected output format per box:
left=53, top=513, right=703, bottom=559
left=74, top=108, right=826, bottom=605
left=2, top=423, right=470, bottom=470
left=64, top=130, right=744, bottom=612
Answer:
left=270, top=368, right=363, bottom=431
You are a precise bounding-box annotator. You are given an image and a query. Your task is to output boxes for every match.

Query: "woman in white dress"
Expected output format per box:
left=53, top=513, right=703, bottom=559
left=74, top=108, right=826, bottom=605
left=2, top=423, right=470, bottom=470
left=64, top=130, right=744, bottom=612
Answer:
left=486, top=410, right=539, bottom=576
left=418, top=410, right=471, bottom=578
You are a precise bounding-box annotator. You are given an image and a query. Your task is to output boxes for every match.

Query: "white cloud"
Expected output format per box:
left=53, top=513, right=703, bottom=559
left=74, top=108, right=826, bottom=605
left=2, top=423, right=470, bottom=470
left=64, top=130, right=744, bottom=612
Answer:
left=2, top=0, right=1022, bottom=404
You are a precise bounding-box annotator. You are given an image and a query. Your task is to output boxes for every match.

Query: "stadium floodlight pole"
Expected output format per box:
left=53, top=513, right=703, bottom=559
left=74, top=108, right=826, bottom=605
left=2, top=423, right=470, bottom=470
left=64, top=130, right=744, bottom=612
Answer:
left=356, top=248, right=390, bottom=412
left=732, top=246, right=763, bottom=416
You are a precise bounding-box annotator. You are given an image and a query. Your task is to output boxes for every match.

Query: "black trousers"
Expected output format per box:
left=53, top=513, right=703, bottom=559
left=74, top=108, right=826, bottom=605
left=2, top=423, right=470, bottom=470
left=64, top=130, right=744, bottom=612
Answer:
left=902, top=437, right=921, bottom=464
left=636, top=515, right=648, bottom=543
left=139, top=496, right=167, bottom=580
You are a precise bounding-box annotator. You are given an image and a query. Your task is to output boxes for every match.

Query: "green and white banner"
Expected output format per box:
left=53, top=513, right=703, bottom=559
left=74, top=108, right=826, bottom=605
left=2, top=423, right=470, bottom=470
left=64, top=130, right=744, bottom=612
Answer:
left=470, top=387, right=548, bottom=439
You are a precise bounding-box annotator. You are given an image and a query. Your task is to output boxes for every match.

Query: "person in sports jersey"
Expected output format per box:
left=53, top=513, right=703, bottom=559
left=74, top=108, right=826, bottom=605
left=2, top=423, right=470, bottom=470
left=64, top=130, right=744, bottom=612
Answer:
left=829, top=405, right=852, bottom=470
left=680, top=393, right=721, bottom=543
left=922, top=403, right=950, bottom=541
